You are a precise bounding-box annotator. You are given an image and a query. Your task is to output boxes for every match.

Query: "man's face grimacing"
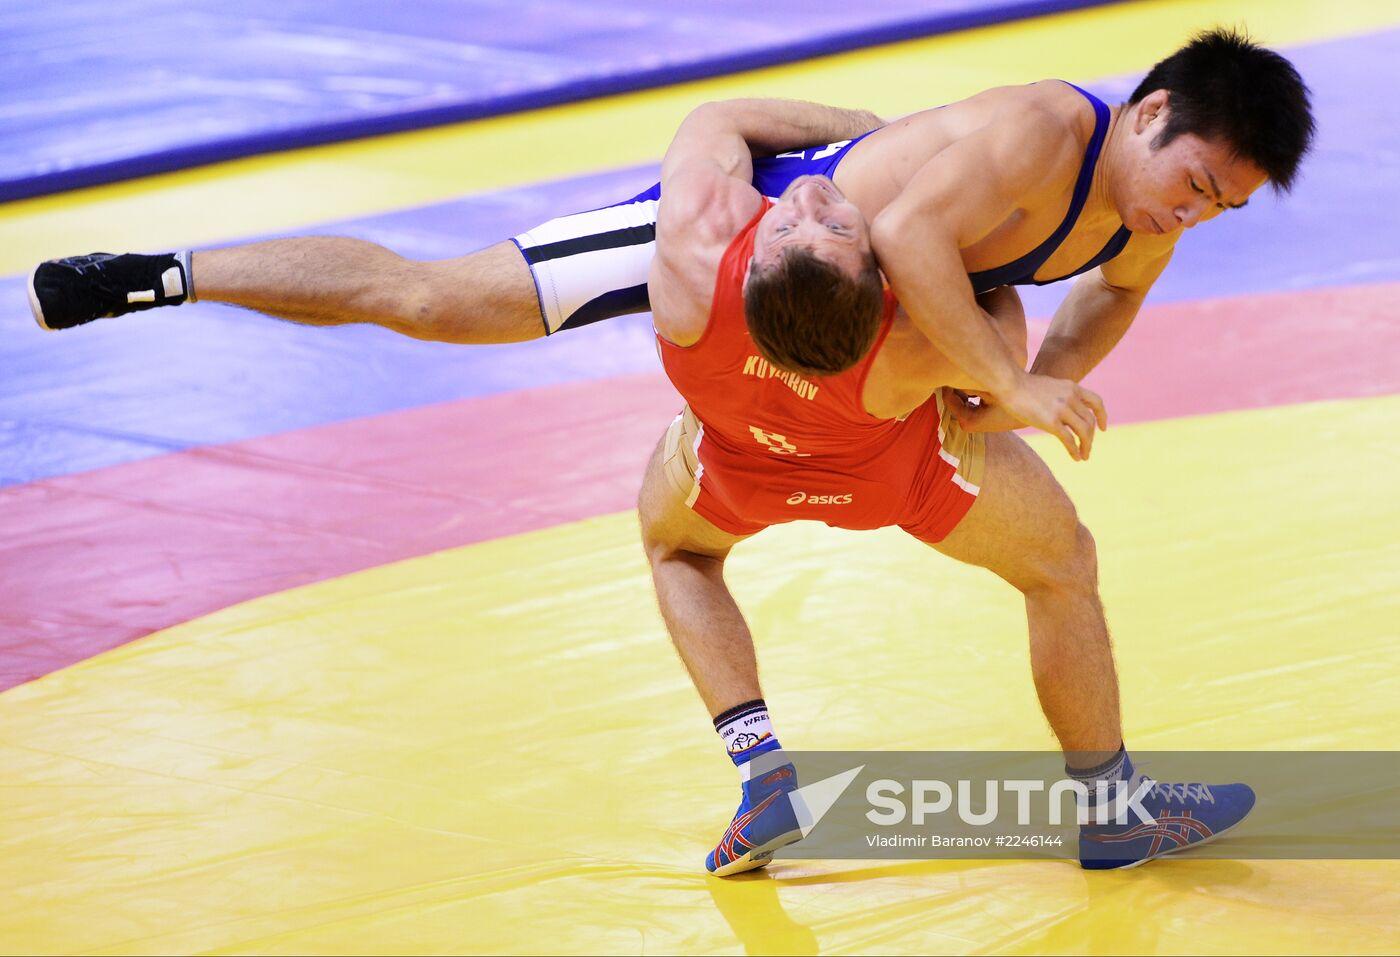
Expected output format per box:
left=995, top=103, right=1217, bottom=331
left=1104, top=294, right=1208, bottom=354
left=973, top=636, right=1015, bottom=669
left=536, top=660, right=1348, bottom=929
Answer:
left=751, top=175, right=872, bottom=275
left=1112, top=89, right=1270, bottom=237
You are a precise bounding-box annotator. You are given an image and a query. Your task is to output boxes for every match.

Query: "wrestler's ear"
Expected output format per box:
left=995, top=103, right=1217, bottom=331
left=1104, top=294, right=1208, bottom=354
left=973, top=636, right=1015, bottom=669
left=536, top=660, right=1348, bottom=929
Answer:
left=1135, top=89, right=1170, bottom=133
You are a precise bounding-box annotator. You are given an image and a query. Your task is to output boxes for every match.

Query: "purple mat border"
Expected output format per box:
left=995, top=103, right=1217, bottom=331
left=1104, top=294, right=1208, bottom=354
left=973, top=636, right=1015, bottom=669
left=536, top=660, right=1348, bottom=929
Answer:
left=2, top=0, right=1121, bottom=204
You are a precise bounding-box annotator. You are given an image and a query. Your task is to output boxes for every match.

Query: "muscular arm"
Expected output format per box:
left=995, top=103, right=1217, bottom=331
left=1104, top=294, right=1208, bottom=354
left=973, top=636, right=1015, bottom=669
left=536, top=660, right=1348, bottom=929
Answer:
left=1032, top=248, right=1173, bottom=381
left=869, top=107, right=1106, bottom=459
left=951, top=245, right=1173, bottom=433
left=709, top=98, right=885, bottom=156
left=652, top=106, right=773, bottom=343
left=661, top=99, right=883, bottom=185
left=868, top=119, right=1049, bottom=396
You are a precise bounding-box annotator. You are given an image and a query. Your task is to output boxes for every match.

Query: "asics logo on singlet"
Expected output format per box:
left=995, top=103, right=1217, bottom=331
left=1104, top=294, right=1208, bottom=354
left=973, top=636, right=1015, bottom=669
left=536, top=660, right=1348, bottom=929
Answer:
left=786, top=492, right=853, bottom=505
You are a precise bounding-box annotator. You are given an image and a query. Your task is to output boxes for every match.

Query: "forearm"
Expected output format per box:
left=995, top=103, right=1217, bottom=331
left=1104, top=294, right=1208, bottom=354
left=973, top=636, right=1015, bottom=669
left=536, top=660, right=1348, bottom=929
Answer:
left=704, top=98, right=884, bottom=156
left=1030, top=275, right=1143, bottom=381
left=875, top=226, right=1025, bottom=395
left=662, top=99, right=882, bottom=185
left=901, top=282, right=1024, bottom=396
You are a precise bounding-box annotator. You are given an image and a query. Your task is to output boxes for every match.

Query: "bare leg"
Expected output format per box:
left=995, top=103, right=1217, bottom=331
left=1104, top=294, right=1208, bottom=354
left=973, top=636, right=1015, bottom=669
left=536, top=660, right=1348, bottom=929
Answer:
left=928, top=431, right=1122, bottom=765
left=637, top=432, right=760, bottom=718
left=639, top=427, right=806, bottom=875
left=194, top=238, right=545, bottom=344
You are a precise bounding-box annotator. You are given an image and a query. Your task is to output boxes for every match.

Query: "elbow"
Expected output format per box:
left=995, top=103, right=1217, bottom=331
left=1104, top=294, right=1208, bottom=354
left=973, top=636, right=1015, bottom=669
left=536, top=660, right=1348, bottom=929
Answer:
left=868, top=212, right=907, bottom=265
left=870, top=211, right=953, bottom=284
left=1089, top=269, right=1145, bottom=303
left=689, top=99, right=747, bottom=124
left=683, top=101, right=721, bottom=127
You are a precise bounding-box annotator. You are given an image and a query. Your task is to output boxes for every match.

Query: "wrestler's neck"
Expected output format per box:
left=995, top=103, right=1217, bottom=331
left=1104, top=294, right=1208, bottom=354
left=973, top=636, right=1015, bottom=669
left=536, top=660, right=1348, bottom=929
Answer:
left=1082, top=104, right=1128, bottom=230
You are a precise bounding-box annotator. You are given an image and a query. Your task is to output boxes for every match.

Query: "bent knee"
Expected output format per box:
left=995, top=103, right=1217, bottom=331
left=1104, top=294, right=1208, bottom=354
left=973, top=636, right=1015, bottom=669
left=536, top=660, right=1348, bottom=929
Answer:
left=639, top=519, right=676, bottom=569
left=643, top=537, right=725, bottom=578
left=1019, top=522, right=1099, bottom=594
left=395, top=251, right=543, bottom=345
left=1053, top=522, right=1098, bottom=590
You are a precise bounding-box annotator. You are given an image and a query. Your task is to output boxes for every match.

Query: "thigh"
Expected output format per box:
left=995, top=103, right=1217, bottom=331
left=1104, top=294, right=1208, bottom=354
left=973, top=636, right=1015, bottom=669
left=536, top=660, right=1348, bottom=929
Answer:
left=928, top=431, right=1083, bottom=589
left=424, top=241, right=550, bottom=343
left=511, top=185, right=660, bottom=335
left=639, top=413, right=756, bottom=561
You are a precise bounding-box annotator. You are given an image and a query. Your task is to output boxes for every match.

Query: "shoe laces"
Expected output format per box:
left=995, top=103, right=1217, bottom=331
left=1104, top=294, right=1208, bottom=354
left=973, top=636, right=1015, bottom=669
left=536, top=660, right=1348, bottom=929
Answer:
left=1146, top=780, right=1215, bottom=804
left=70, top=253, right=115, bottom=269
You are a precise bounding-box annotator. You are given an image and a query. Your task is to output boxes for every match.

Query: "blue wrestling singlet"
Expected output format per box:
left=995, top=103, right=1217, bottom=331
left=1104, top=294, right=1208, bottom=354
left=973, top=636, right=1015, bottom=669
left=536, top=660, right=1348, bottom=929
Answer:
left=750, top=130, right=878, bottom=198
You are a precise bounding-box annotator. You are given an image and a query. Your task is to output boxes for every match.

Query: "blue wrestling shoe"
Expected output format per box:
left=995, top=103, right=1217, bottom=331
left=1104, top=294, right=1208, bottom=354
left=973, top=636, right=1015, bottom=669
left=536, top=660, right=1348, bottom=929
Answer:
left=707, top=755, right=804, bottom=877
left=1079, top=756, right=1255, bottom=869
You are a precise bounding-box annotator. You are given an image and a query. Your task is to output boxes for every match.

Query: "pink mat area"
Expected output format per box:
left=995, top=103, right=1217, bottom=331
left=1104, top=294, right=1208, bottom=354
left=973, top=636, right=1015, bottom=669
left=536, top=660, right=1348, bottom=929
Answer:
left=1063, top=283, right=1400, bottom=423
left=4, top=281, right=1397, bottom=690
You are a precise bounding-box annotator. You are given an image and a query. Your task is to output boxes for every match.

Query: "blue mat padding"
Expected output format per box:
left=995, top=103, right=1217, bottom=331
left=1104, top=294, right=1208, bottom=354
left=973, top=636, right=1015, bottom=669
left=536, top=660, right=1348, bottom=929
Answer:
left=3, top=0, right=1118, bottom=201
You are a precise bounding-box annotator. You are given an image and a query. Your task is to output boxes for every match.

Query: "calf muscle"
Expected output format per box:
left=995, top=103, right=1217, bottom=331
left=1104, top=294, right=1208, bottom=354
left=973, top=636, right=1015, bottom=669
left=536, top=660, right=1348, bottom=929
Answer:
left=194, top=238, right=544, bottom=344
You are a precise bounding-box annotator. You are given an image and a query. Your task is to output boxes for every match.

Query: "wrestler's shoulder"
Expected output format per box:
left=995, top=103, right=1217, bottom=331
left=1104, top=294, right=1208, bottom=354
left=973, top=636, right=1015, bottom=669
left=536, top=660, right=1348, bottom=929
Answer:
left=928, top=83, right=1086, bottom=176
left=659, top=165, right=763, bottom=248
left=992, top=83, right=1087, bottom=154
left=951, top=88, right=1085, bottom=203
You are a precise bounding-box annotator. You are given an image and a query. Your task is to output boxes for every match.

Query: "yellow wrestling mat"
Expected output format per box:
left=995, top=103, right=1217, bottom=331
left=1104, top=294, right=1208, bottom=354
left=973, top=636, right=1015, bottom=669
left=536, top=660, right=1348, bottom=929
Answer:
left=3, top=396, right=1398, bottom=956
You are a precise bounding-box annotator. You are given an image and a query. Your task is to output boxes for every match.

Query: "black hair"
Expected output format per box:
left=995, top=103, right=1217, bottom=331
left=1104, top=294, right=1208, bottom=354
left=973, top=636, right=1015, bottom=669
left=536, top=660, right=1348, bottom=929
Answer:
left=1129, top=28, right=1315, bottom=191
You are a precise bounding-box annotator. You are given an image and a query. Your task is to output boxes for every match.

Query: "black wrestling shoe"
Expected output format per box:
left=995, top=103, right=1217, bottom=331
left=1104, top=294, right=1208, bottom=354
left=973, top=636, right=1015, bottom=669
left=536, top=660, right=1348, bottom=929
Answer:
left=28, top=251, right=192, bottom=330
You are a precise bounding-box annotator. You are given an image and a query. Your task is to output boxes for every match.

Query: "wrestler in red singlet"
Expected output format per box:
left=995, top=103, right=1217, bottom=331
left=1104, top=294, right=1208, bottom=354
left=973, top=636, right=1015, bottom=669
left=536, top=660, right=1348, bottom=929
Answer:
left=657, top=200, right=982, bottom=543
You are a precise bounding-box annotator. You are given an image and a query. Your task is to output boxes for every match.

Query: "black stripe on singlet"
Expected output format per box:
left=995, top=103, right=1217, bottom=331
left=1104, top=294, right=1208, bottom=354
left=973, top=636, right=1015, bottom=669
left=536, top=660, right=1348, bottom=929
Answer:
left=520, top=223, right=657, bottom=265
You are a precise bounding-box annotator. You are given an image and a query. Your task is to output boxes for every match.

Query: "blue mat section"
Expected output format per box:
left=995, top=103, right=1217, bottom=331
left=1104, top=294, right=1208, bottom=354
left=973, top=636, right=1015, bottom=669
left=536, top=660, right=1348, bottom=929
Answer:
left=3, top=28, right=1397, bottom=488
left=4, top=0, right=1118, bottom=202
